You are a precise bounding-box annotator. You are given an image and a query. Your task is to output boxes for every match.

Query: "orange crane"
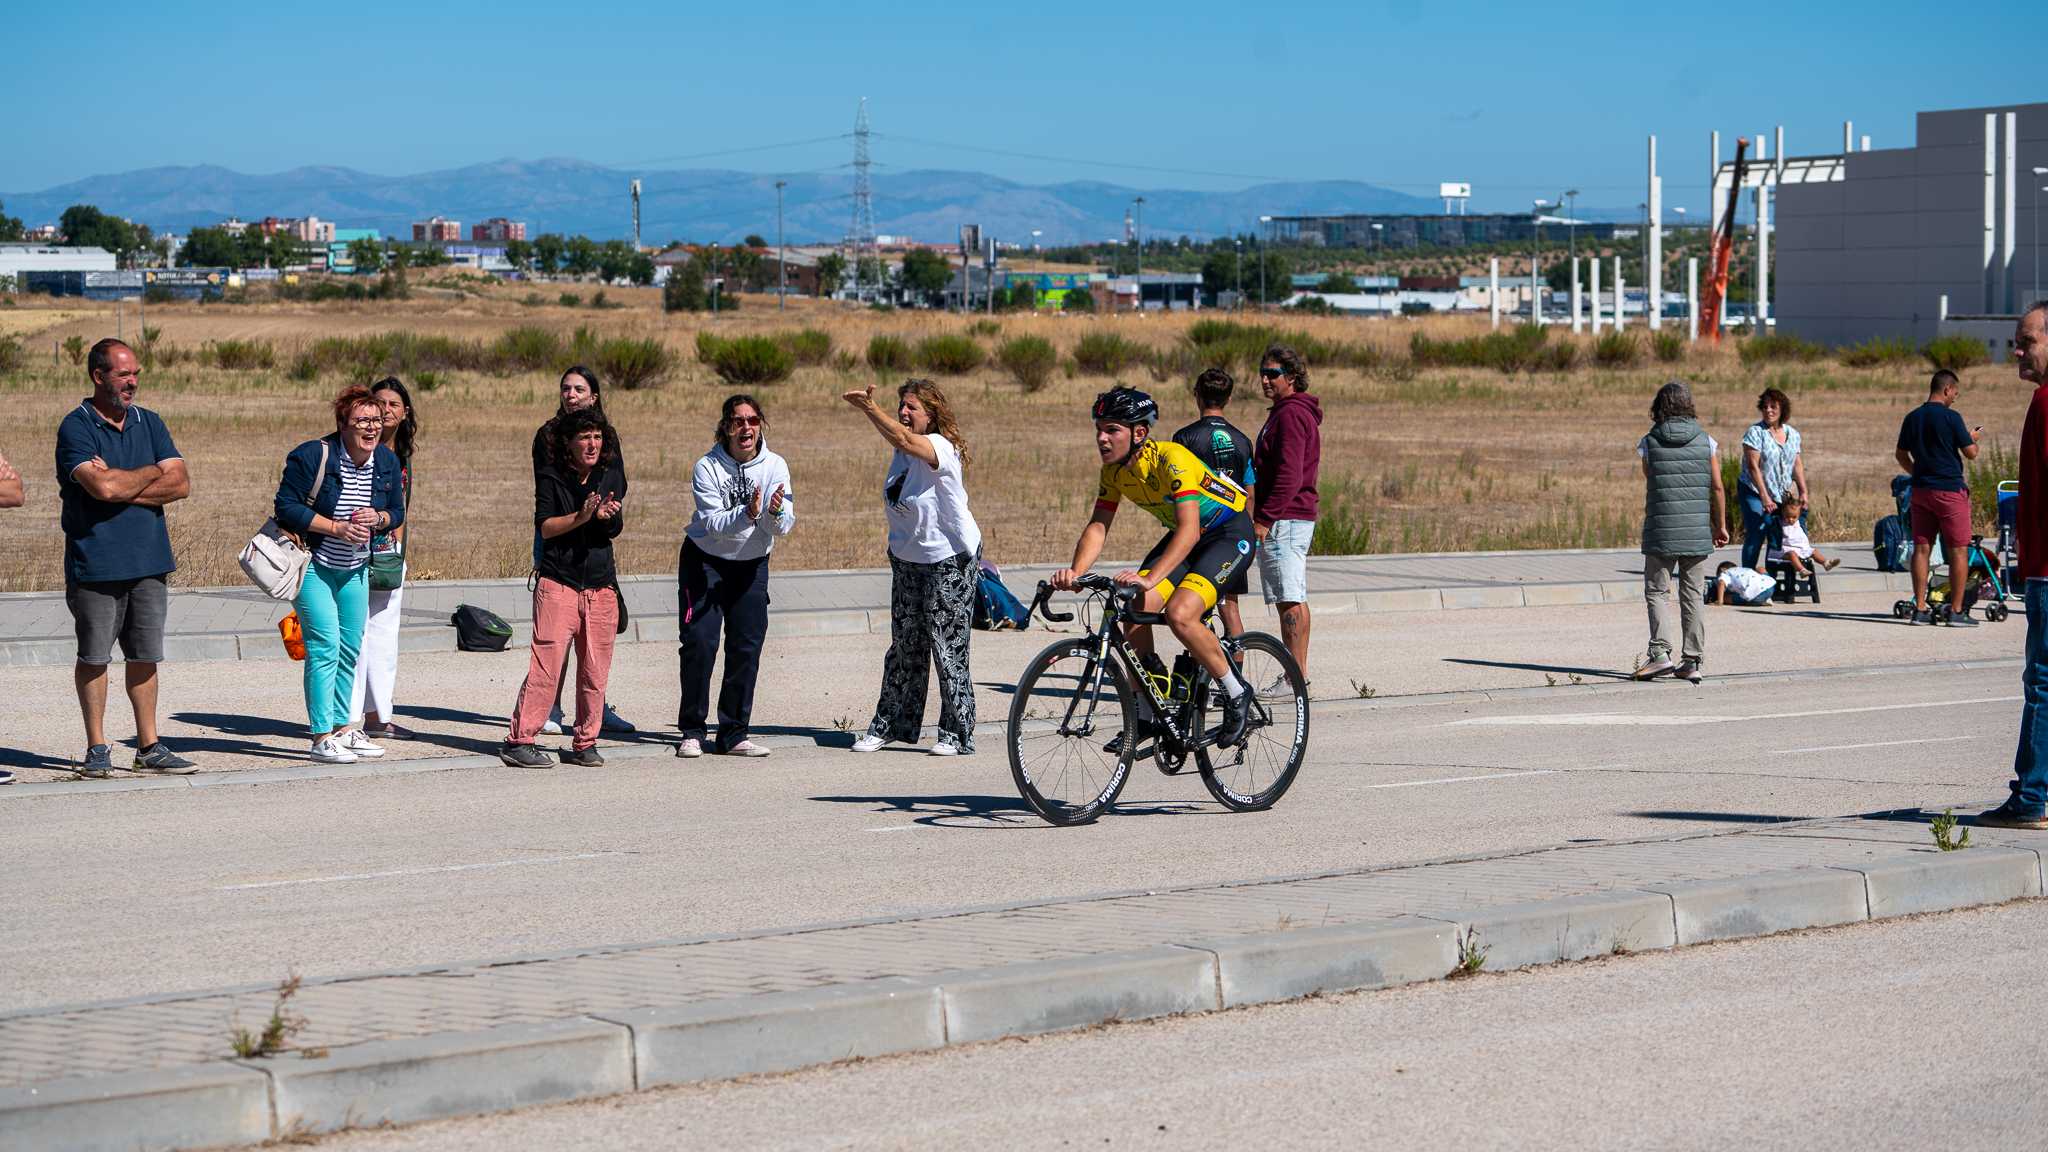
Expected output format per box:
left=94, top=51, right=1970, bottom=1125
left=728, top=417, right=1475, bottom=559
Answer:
left=1699, top=137, right=1750, bottom=343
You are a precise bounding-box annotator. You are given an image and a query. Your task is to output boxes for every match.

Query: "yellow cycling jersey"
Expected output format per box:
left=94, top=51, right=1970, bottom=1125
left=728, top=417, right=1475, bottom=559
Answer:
left=1095, top=438, right=1248, bottom=532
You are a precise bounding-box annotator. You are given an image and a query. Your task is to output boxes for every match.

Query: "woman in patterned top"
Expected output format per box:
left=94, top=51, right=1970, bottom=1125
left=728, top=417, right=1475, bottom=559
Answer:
left=1738, top=387, right=1807, bottom=571
left=272, top=384, right=406, bottom=764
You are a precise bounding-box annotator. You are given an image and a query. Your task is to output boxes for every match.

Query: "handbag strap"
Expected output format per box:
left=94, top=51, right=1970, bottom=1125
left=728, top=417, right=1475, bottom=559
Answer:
left=309, top=440, right=328, bottom=505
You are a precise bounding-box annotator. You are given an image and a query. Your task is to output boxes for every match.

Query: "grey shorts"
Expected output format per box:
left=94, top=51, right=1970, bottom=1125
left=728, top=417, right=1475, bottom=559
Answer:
left=67, top=575, right=169, bottom=665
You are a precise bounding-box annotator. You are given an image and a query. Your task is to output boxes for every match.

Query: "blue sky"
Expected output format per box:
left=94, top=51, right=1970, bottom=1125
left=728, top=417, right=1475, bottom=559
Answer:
left=6, top=0, right=2035, bottom=214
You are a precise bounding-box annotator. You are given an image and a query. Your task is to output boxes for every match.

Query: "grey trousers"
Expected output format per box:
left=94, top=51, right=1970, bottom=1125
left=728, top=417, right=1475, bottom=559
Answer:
left=1643, top=552, right=1708, bottom=665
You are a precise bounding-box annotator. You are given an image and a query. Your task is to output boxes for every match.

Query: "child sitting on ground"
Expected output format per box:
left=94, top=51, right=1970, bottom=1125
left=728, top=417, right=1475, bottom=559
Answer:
left=1710, top=560, right=1776, bottom=605
left=1767, top=496, right=1839, bottom=574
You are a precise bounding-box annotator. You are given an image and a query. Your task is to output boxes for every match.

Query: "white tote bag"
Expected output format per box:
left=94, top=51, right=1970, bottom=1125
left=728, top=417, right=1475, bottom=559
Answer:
left=239, top=441, right=327, bottom=601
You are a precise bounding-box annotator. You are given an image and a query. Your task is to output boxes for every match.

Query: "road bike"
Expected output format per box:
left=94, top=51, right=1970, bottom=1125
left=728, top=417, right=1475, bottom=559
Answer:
left=1006, top=574, right=1310, bottom=826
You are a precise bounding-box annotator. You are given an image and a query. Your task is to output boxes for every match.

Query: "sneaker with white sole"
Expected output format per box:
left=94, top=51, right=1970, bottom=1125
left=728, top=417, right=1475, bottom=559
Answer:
left=930, top=738, right=964, bottom=757
left=1633, top=657, right=1676, bottom=681
left=1674, top=659, right=1703, bottom=683
left=309, top=736, right=358, bottom=764
left=676, top=738, right=703, bottom=759
left=723, top=739, right=771, bottom=757
left=851, top=733, right=887, bottom=753
left=338, top=730, right=386, bottom=759
left=541, top=704, right=565, bottom=736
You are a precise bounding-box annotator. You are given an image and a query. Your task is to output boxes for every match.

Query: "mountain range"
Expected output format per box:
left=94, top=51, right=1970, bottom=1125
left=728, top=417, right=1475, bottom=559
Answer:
left=3, top=158, right=1457, bottom=247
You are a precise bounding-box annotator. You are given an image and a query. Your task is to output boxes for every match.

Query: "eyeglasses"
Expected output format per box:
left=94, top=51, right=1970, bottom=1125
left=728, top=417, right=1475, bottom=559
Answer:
left=1258, top=368, right=1285, bottom=379
left=727, top=415, right=762, bottom=427
left=348, top=417, right=384, bottom=429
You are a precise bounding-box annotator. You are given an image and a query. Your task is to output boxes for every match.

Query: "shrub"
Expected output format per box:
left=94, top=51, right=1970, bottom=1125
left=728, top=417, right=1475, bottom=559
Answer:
left=1838, top=336, right=1917, bottom=367
left=709, top=335, right=794, bottom=385
left=414, top=369, right=444, bottom=393
left=1652, top=330, right=1686, bottom=363
left=206, top=338, right=276, bottom=370
left=1062, top=286, right=1095, bottom=313
left=1072, top=331, right=1146, bottom=375
left=0, top=334, right=24, bottom=375
left=142, top=284, right=175, bottom=305
left=590, top=289, right=617, bottom=310
left=595, top=337, right=672, bottom=390
left=63, top=335, right=85, bottom=365
left=1410, top=325, right=1570, bottom=374
left=1923, top=333, right=1991, bottom=372
left=996, top=336, right=1058, bottom=392
left=777, top=328, right=832, bottom=366
left=520, top=292, right=546, bottom=307
left=1592, top=330, right=1641, bottom=368
left=866, top=334, right=911, bottom=372
left=558, top=292, right=581, bottom=308
left=492, top=326, right=563, bottom=373
left=914, top=333, right=984, bottom=375
left=287, top=352, right=320, bottom=381
left=695, top=330, right=726, bottom=364
left=1182, top=319, right=1343, bottom=375
left=1286, top=295, right=1338, bottom=316
left=1737, top=333, right=1826, bottom=366
left=967, top=318, right=1001, bottom=337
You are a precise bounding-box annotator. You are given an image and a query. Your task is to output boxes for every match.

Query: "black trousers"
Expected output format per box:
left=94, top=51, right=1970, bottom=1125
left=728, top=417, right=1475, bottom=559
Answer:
left=677, top=539, right=770, bottom=750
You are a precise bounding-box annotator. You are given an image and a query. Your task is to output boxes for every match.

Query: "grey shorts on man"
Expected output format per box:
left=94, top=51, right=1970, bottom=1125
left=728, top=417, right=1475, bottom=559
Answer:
left=67, top=575, right=169, bottom=665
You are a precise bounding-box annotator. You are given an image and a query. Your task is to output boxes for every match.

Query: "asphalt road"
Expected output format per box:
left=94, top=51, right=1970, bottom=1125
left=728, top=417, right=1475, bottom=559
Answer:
left=1, top=622, right=2023, bottom=1012
left=308, top=898, right=2048, bottom=1152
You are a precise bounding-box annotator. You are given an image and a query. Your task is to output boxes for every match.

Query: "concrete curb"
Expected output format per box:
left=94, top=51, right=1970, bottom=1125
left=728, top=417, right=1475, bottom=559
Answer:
left=6, top=829, right=2040, bottom=1151
left=0, top=568, right=1924, bottom=667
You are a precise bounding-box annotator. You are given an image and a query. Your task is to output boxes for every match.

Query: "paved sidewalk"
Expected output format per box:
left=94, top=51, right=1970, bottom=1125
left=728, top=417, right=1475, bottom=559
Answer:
left=0, top=545, right=1908, bottom=665
left=3, top=804, right=2039, bottom=1149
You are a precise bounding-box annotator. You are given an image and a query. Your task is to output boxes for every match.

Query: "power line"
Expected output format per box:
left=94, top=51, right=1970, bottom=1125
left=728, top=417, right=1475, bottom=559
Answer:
left=600, top=133, right=852, bottom=171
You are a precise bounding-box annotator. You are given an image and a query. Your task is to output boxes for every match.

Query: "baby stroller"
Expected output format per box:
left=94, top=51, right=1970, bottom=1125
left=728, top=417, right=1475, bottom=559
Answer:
left=1998, top=481, right=2021, bottom=592
left=1891, top=491, right=2014, bottom=622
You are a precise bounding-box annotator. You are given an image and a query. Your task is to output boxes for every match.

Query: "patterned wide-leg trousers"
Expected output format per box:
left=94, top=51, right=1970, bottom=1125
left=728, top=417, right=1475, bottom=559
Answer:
left=867, top=551, right=977, bottom=750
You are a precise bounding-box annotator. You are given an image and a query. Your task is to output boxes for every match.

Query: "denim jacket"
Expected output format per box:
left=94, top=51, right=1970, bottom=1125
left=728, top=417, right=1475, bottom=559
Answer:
left=273, top=434, right=406, bottom=551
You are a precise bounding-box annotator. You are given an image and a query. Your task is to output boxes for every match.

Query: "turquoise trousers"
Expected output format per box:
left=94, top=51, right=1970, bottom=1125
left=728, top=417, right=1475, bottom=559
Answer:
left=295, top=561, right=367, bottom=735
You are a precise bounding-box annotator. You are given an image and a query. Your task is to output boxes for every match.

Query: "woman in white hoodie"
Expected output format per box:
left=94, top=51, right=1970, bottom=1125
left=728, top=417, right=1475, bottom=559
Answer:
left=677, top=394, right=794, bottom=758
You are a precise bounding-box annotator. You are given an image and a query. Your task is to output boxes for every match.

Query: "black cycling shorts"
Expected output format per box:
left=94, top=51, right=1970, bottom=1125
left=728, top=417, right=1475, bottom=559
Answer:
left=1138, top=524, right=1255, bottom=611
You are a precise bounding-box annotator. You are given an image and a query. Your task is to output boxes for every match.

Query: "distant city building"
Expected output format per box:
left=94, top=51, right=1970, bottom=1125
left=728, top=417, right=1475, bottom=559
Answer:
left=471, top=217, right=526, bottom=243
left=1265, top=213, right=1622, bottom=250
left=219, top=217, right=248, bottom=235
left=412, top=217, right=462, bottom=244
left=23, top=224, right=60, bottom=243
left=250, top=216, right=334, bottom=243
left=0, top=244, right=118, bottom=282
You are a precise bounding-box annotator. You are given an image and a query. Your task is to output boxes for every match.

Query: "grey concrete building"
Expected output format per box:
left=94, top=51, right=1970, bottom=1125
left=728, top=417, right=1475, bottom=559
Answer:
left=1777, top=102, right=2047, bottom=348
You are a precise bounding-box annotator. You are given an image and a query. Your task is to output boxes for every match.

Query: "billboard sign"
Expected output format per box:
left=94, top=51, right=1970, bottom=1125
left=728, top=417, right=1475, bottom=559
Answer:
left=1439, top=182, right=1471, bottom=199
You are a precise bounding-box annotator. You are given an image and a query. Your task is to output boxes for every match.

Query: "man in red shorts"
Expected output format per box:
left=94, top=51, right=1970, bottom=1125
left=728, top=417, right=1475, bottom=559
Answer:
left=1895, top=368, right=1982, bottom=626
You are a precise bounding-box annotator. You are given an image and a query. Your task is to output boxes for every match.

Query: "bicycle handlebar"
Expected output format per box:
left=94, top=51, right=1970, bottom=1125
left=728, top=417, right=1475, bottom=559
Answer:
left=1029, top=581, right=1074, bottom=623
left=1032, top=575, right=1142, bottom=625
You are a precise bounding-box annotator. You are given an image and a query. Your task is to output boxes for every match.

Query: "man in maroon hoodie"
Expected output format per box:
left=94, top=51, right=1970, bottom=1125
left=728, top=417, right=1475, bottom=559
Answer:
left=1985, top=302, right=2048, bottom=829
left=1253, top=344, right=1322, bottom=678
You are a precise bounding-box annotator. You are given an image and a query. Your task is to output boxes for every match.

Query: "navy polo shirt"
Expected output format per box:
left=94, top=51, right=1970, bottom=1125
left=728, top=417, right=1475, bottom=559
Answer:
left=1896, top=401, right=1973, bottom=493
left=55, top=399, right=181, bottom=583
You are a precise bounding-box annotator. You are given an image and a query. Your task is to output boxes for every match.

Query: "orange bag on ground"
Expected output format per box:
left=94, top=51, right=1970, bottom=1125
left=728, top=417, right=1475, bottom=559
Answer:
left=279, top=611, right=306, bottom=661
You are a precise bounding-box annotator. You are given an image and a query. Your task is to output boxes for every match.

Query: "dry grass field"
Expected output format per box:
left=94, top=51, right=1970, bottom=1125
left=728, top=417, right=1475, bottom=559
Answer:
left=0, top=280, right=2025, bottom=593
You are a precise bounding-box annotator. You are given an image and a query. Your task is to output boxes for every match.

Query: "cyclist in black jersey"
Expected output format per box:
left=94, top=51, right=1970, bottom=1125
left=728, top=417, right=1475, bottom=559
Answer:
left=1051, top=386, right=1255, bottom=746
left=1172, top=367, right=1255, bottom=639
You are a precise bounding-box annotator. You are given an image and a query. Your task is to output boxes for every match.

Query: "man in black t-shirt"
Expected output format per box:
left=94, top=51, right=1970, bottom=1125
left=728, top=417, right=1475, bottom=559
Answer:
left=1172, top=368, right=1256, bottom=637
left=1895, top=368, right=1982, bottom=624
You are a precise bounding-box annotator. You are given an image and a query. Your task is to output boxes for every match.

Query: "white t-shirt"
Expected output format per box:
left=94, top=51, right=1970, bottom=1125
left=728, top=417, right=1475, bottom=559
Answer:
left=1769, top=520, right=1813, bottom=560
left=884, top=434, right=981, bottom=563
left=1717, top=565, right=1776, bottom=603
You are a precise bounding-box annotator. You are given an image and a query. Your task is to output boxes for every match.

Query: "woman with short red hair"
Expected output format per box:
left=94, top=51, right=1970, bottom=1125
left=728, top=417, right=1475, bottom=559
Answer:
left=272, top=384, right=407, bottom=763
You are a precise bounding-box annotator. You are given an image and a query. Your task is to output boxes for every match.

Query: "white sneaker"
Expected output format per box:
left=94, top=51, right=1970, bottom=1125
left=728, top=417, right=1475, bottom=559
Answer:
left=930, top=739, right=962, bottom=757
left=724, top=739, right=771, bottom=758
left=851, top=734, right=887, bottom=753
left=309, top=736, right=358, bottom=765
left=540, top=710, right=564, bottom=736
left=676, top=738, right=703, bottom=759
left=339, top=730, right=386, bottom=759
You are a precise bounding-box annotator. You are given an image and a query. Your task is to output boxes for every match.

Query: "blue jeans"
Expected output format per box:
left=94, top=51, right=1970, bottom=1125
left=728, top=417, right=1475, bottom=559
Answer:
left=2010, top=579, right=2048, bottom=816
left=1738, top=486, right=1770, bottom=569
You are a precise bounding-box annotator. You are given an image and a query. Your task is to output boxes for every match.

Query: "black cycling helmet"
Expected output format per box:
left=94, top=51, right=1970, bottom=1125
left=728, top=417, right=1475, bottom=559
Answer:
left=1091, top=386, right=1158, bottom=427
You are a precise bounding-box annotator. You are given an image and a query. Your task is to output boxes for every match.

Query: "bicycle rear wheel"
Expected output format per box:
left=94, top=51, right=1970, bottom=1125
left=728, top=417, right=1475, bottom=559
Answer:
left=1195, top=632, right=1308, bottom=811
left=1008, top=641, right=1135, bottom=826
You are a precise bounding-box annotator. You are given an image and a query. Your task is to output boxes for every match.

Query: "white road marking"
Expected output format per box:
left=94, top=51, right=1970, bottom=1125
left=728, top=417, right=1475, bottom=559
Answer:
left=864, top=824, right=925, bottom=833
left=217, top=852, right=623, bottom=891
left=1776, top=735, right=1986, bottom=755
left=1448, top=696, right=2018, bottom=728
left=1368, top=770, right=1557, bottom=789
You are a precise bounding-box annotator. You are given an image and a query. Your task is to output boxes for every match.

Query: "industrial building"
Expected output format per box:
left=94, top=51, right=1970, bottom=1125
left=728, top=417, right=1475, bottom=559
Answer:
left=0, top=243, right=116, bottom=283
left=1266, top=213, right=1624, bottom=250
left=1776, top=101, right=2047, bottom=348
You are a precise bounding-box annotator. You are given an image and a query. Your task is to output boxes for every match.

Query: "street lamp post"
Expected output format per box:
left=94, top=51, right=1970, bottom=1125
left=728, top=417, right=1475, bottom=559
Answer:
left=1370, top=223, right=1383, bottom=311
left=775, top=180, right=786, bottom=311
left=1258, top=215, right=1272, bottom=310
left=1566, top=188, right=1579, bottom=270
left=1532, top=199, right=1553, bottom=324
left=1132, top=197, right=1145, bottom=311
left=1234, top=238, right=1243, bottom=312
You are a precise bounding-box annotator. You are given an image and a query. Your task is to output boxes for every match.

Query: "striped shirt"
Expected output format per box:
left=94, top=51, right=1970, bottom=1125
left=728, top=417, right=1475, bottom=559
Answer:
left=315, top=451, right=377, bottom=569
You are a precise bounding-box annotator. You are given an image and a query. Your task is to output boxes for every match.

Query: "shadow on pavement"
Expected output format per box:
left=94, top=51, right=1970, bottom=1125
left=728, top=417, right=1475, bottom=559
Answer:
left=1626, top=810, right=1810, bottom=824
left=809, top=792, right=1208, bottom=827
left=750, top=724, right=859, bottom=749
left=0, top=747, right=76, bottom=771
left=1441, top=657, right=1632, bottom=681
left=1734, top=608, right=1904, bottom=625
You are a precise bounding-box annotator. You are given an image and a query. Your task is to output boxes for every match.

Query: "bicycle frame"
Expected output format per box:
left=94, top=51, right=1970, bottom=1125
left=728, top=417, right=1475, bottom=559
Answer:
left=1034, top=578, right=1247, bottom=756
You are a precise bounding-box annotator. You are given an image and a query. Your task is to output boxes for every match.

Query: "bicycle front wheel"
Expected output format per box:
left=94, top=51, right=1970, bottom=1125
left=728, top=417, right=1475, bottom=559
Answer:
left=1195, top=632, right=1309, bottom=811
left=1008, top=641, right=1135, bottom=826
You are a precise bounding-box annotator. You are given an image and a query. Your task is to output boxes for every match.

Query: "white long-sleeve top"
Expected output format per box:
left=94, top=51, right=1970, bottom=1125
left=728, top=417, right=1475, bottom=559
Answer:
left=685, top=442, right=795, bottom=561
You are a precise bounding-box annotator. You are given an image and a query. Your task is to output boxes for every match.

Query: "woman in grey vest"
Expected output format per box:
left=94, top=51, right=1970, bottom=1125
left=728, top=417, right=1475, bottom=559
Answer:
left=1635, top=380, right=1730, bottom=683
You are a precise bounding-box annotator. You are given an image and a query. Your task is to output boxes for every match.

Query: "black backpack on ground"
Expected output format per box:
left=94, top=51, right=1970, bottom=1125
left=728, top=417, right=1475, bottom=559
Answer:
left=452, top=604, right=513, bottom=652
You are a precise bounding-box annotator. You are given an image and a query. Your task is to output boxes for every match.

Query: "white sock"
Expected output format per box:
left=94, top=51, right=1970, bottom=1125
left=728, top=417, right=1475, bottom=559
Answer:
left=1217, top=670, right=1244, bottom=697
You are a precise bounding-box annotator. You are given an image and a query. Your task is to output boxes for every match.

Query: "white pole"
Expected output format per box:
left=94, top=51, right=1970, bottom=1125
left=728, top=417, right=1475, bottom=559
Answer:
left=1687, top=257, right=1699, bottom=341
left=1531, top=257, right=1541, bottom=325
left=1986, top=112, right=1999, bottom=313
left=1570, top=256, right=1582, bottom=332
left=1614, top=257, right=1625, bottom=331
left=1649, top=134, right=1663, bottom=331
left=1844, top=120, right=1854, bottom=153
left=2005, top=111, right=2018, bottom=313
left=1489, top=257, right=1500, bottom=329
left=1710, top=130, right=1721, bottom=237
left=1591, top=253, right=1603, bottom=334
left=1861, top=135, right=1870, bottom=152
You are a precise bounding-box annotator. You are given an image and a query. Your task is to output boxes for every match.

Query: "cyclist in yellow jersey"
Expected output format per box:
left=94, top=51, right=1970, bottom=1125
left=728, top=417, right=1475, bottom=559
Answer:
left=1052, top=387, right=1255, bottom=746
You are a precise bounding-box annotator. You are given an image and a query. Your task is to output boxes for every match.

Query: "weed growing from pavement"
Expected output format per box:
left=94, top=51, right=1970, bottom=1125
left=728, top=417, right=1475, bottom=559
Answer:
left=1449, top=928, right=1490, bottom=978
left=229, top=972, right=308, bottom=1059
left=1931, top=808, right=1971, bottom=852
left=1350, top=679, right=1377, bottom=699
left=832, top=715, right=854, bottom=733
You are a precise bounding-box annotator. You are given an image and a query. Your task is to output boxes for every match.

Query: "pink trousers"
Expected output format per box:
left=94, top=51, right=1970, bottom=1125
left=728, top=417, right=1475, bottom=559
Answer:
left=507, top=579, right=617, bottom=750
